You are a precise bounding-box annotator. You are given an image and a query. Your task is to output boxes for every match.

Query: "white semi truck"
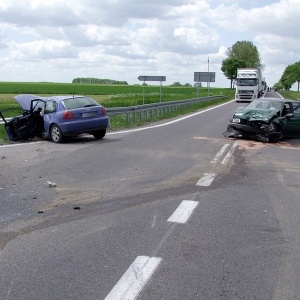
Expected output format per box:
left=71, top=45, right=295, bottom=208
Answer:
left=235, top=68, right=265, bottom=102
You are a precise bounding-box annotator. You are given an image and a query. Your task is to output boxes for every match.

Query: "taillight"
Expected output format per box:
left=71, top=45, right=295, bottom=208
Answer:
left=102, top=107, right=107, bottom=115
left=63, top=111, right=74, bottom=119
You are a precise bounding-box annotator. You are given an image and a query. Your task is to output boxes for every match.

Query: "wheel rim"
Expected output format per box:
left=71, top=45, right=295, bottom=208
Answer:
left=52, top=126, right=60, bottom=142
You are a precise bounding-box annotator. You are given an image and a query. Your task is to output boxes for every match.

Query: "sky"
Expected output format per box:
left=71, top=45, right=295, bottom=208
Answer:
left=0, top=0, right=299, bottom=89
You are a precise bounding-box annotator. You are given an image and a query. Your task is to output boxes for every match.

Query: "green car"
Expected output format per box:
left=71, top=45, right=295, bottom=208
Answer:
left=223, top=98, right=300, bottom=142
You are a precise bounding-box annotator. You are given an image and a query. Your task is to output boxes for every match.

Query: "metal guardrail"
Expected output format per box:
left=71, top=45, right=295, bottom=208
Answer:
left=107, top=95, right=224, bottom=125
left=0, top=95, right=224, bottom=125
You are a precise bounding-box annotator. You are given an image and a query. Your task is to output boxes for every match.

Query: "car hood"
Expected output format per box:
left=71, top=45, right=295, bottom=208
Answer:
left=233, top=107, right=278, bottom=122
left=14, top=94, right=48, bottom=111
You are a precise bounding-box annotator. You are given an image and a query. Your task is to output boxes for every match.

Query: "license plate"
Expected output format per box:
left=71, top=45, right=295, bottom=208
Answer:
left=232, top=118, right=240, bottom=123
left=81, top=111, right=97, bottom=118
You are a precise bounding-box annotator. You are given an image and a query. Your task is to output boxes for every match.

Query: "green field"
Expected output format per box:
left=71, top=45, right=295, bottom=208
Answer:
left=0, top=82, right=236, bottom=142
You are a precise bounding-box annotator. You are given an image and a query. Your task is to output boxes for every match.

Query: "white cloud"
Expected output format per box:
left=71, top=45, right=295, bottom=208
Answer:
left=0, top=0, right=299, bottom=87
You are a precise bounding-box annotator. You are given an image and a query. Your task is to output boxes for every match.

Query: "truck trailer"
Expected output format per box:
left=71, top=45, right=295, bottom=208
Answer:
left=235, top=68, right=265, bottom=102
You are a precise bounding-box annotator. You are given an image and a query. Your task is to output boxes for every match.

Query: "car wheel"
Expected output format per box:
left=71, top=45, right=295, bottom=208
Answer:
left=50, top=124, right=64, bottom=143
left=268, top=125, right=283, bottom=143
left=93, top=129, right=106, bottom=139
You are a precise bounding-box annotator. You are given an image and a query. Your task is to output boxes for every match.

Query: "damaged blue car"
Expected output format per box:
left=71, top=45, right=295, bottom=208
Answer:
left=1, top=94, right=110, bottom=143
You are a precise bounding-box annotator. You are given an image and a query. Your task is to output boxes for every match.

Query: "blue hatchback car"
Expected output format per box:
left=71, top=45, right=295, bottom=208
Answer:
left=6, top=94, right=110, bottom=143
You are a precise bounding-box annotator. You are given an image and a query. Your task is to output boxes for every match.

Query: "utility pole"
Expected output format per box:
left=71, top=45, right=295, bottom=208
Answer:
left=208, top=56, right=210, bottom=96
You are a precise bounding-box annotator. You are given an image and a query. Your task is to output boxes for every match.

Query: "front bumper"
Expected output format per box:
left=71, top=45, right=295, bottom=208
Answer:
left=223, top=123, right=282, bottom=142
left=228, top=123, right=260, bottom=134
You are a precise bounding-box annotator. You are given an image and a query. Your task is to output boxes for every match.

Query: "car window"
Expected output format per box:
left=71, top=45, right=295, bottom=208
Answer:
left=32, top=100, right=46, bottom=112
left=62, top=97, right=99, bottom=109
left=291, top=102, right=300, bottom=109
left=44, top=100, right=57, bottom=113
left=292, top=106, right=300, bottom=117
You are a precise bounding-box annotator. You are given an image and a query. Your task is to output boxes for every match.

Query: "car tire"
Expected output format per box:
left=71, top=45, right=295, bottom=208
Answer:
left=268, top=125, right=283, bottom=143
left=50, top=124, right=64, bottom=143
left=93, top=129, right=106, bottom=140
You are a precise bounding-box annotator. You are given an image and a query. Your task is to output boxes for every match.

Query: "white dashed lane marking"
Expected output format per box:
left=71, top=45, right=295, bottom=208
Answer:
left=167, top=200, right=199, bottom=224
left=104, top=256, right=162, bottom=300
left=196, top=173, right=216, bottom=187
left=221, top=141, right=238, bottom=165
left=210, top=143, right=230, bottom=164
left=105, top=200, right=199, bottom=299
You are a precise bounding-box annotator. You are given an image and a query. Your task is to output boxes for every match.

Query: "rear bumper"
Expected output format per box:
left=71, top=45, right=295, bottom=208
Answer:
left=46, top=116, right=109, bottom=137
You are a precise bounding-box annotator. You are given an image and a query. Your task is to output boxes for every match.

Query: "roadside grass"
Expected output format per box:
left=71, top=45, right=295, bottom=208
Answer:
left=279, top=90, right=300, bottom=100
left=0, top=85, right=235, bottom=142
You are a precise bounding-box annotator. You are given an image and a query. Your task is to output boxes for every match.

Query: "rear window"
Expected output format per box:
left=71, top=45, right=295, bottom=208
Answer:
left=62, top=97, right=100, bottom=109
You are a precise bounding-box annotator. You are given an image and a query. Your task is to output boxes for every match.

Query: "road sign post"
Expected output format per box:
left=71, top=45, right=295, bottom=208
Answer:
left=138, top=76, right=166, bottom=103
left=194, top=72, right=215, bottom=96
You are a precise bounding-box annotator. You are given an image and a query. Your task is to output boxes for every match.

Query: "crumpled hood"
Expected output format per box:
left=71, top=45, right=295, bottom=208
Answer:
left=14, top=94, right=48, bottom=111
left=233, top=107, right=278, bottom=122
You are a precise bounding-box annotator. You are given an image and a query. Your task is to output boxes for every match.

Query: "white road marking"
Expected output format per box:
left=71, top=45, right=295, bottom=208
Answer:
left=151, top=215, right=157, bottom=228
left=167, top=200, right=199, bottom=224
left=221, top=141, right=238, bottom=165
left=104, top=256, right=162, bottom=300
left=210, top=143, right=230, bottom=164
left=196, top=173, right=216, bottom=187
left=107, top=101, right=235, bottom=135
left=0, top=141, right=42, bottom=148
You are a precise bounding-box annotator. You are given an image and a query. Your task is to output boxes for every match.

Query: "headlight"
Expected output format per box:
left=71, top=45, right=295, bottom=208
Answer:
left=232, top=118, right=241, bottom=123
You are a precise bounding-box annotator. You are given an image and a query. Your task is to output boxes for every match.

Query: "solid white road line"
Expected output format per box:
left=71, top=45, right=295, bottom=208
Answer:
left=221, top=141, right=238, bottom=165
left=210, top=143, right=230, bottom=164
left=196, top=173, right=216, bottom=187
left=107, top=101, right=235, bottom=135
left=0, top=141, right=42, bottom=148
left=167, top=200, right=199, bottom=224
left=104, top=256, right=162, bottom=300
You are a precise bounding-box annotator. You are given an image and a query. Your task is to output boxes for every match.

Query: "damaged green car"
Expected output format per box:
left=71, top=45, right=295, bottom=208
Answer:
left=223, top=98, right=300, bottom=143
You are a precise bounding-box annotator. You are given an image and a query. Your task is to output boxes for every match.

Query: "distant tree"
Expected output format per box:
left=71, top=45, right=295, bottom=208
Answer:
left=171, top=82, right=182, bottom=86
left=184, top=83, right=192, bottom=87
left=278, top=61, right=300, bottom=91
left=194, top=82, right=202, bottom=87
left=221, top=57, right=246, bottom=88
left=221, top=40, right=263, bottom=88
left=227, top=41, right=263, bottom=69
left=72, top=78, right=128, bottom=85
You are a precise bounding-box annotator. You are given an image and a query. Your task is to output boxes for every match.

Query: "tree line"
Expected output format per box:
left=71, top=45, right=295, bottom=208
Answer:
left=72, top=78, right=128, bottom=85
left=275, top=61, right=300, bottom=91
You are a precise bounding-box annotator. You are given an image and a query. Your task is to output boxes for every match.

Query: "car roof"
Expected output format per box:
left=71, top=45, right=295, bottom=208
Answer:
left=14, top=94, right=87, bottom=110
left=255, top=97, right=296, bottom=103
left=48, top=95, right=86, bottom=101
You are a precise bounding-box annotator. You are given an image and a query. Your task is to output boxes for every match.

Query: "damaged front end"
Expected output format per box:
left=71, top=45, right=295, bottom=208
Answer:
left=223, top=110, right=282, bottom=143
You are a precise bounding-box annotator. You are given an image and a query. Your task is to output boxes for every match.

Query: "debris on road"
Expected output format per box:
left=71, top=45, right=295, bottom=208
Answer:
left=47, top=181, right=57, bottom=188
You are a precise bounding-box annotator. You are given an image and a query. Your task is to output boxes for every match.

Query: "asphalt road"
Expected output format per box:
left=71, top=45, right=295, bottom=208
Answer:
left=1, top=92, right=300, bottom=299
